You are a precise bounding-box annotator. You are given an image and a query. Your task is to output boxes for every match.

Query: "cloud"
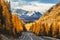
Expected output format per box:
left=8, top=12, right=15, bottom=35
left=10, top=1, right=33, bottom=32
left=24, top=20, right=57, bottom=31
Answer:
left=20, top=4, right=55, bottom=14
left=11, top=2, right=19, bottom=8
left=11, top=1, right=55, bottom=14
left=10, top=0, right=29, bottom=8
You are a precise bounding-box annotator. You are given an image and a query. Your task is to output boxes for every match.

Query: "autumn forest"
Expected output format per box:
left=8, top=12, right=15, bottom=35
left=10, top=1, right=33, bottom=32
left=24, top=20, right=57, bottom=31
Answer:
left=0, top=0, right=60, bottom=39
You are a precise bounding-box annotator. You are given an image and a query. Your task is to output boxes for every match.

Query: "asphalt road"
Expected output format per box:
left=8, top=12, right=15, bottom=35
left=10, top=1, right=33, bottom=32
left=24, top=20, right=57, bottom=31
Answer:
left=18, top=32, right=60, bottom=40
left=0, top=32, right=60, bottom=40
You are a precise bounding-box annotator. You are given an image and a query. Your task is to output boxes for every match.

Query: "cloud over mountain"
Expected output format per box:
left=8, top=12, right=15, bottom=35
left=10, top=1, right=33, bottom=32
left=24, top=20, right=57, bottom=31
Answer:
left=11, top=1, right=55, bottom=14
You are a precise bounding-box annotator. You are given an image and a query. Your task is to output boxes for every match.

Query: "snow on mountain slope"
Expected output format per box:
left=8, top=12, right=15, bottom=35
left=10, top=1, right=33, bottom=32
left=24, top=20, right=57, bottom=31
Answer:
left=12, top=9, right=42, bottom=23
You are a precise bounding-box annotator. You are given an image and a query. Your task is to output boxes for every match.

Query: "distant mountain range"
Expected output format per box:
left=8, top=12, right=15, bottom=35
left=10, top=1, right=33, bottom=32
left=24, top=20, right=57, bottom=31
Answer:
left=12, top=9, right=42, bottom=23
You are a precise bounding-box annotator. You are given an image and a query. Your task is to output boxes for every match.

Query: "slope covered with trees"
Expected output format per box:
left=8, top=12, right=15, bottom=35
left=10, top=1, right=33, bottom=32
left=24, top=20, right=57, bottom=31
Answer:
left=12, top=13, right=24, bottom=35
left=0, top=0, right=60, bottom=39
left=0, top=0, right=12, bottom=34
left=29, top=2, right=60, bottom=38
left=0, top=0, right=24, bottom=36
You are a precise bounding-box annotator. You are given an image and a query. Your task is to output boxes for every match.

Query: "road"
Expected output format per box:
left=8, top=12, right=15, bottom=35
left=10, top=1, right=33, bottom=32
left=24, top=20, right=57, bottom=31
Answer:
left=18, top=32, right=60, bottom=40
left=0, top=31, right=60, bottom=40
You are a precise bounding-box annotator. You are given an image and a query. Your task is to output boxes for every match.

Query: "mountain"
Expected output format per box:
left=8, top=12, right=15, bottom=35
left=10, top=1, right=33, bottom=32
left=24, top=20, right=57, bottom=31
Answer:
left=31, top=12, right=42, bottom=18
left=12, top=9, right=28, bottom=15
left=13, top=9, right=42, bottom=23
left=27, top=2, right=60, bottom=38
left=20, top=12, right=42, bottom=23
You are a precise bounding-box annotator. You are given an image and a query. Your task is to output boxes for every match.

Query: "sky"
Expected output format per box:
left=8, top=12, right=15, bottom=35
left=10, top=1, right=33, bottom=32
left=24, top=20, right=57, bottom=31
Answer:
left=25, top=0, right=59, bottom=3
left=11, top=0, right=59, bottom=3
left=7, top=0, right=60, bottom=14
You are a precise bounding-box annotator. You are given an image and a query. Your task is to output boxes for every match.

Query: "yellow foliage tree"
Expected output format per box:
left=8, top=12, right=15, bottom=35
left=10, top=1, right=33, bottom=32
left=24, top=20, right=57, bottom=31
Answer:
left=29, top=2, right=60, bottom=38
left=12, top=13, right=24, bottom=35
left=0, top=0, right=24, bottom=36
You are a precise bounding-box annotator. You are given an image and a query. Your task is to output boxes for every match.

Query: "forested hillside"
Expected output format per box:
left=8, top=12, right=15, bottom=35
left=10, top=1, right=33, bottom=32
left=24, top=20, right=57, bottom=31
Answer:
left=29, top=2, right=60, bottom=38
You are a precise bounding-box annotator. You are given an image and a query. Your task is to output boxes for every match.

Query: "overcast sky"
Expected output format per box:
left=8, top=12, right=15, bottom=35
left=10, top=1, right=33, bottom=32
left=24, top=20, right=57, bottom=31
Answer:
left=7, top=0, right=60, bottom=13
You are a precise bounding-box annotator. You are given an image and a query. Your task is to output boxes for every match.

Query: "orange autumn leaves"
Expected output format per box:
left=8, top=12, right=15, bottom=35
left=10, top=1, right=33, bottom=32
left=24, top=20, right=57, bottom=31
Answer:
left=29, top=21, right=60, bottom=38
left=29, top=3, right=60, bottom=38
left=12, top=13, right=24, bottom=35
left=0, top=0, right=12, bottom=31
left=0, top=0, right=60, bottom=38
left=0, top=0, right=24, bottom=35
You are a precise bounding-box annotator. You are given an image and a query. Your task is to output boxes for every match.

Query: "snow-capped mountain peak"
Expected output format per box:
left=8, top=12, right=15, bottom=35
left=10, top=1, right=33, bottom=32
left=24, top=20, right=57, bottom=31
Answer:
left=26, top=11, right=34, bottom=16
left=11, top=9, right=42, bottom=23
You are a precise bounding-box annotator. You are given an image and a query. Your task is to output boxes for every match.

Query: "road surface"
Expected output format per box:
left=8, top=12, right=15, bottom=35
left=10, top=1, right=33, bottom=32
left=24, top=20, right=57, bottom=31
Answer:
left=0, top=32, right=60, bottom=40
